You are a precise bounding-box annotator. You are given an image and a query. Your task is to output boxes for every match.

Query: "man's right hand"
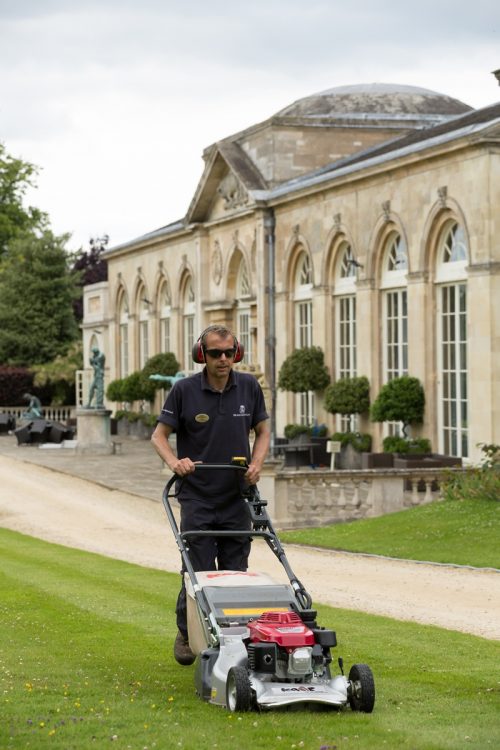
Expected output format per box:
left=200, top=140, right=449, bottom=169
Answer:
left=170, top=457, right=199, bottom=476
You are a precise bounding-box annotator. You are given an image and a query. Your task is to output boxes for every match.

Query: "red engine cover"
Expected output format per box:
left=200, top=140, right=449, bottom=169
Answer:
left=248, top=611, right=314, bottom=648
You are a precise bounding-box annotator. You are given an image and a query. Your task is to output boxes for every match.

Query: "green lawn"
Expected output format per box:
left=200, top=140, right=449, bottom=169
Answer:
left=1, top=528, right=499, bottom=750
left=280, top=497, right=500, bottom=569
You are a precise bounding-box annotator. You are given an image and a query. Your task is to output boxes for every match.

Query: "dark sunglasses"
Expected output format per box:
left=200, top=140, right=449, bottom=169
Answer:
left=205, top=348, right=236, bottom=359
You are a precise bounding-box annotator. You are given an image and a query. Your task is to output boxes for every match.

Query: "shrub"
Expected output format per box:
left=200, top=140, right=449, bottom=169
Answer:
left=31, top=341, right=82, bottom=405
left=284, top=423, right=311, bottom=440
left=441, top=444, right=500, bottom=502
left=121, top=371, right=156, bottom=404
left=371, top=376, right=425, bottom=436
left=278, top=347, right=330, bottom=393
left=0, top=366, right=34, bottom=405
left=324, top=376, right=370, bottom=416
left=141, top=353, right=181, bottom=390
left=382, top=436, right=432, bottom=454
left=332, top=431, right=372, bottom=453
left=106, top=378, right=126, bottom=404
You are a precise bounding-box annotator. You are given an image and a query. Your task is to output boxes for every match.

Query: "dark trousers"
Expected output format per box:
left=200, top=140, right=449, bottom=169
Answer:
left=176, top=497, right=251, bottom=637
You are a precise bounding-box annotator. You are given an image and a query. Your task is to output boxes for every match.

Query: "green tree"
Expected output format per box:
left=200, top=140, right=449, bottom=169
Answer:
left=370, top=376, right=425, bottom=436
left=277, top=346, right=330, bottom=393
left=0, top=143, right=47, bottom=258
left=0, top=230, right=79, bottom=365
left=141, top=352, right=181, bottom=391
left=31, top=341, right=83, bottom=405
left=324, top=376, right=370, bottom=418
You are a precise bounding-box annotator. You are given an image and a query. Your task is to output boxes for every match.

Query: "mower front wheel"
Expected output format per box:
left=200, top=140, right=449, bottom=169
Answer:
left=226, top=666, right=253, bottom=712
left=348, top=663, right=375, bottom=713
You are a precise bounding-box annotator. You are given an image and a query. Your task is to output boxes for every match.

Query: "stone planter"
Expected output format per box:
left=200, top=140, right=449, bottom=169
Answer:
left=116, top=417, right=130, bottom=437
left=335, top=443, right=363, bottom=470
left=128, top=419, right=154, bottom=440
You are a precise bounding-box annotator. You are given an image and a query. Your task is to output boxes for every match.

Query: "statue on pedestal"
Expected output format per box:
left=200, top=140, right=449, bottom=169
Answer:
left=22, top=393, right=43, bottom=419
left=86, top=347, right=105, bottom=409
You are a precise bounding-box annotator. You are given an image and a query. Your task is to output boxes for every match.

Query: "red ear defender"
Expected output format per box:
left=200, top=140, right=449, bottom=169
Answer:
left=233, top=340, right=244, bottom=363
left=191, top=333, right=244, bottom=364
left=191, top=339, right=206, bottom=364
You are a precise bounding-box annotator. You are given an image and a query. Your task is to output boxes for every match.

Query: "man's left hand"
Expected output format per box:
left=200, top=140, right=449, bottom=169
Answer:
left=245, top=463, right=260, bottom=485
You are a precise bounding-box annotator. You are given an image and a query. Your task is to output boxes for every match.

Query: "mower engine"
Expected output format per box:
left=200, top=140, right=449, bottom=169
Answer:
left=247, top=611, right=333, bottom=680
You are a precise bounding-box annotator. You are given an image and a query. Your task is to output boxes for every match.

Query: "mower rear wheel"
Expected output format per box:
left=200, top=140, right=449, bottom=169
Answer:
left=226, top=666, right=253, bottom=712
left=348, top=663, right=375, bottom=713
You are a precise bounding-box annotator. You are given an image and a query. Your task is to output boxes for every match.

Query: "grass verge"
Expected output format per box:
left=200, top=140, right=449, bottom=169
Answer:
left=1, top=528, right=499, bottom=750
left=280, top=497, right=500, bottom=568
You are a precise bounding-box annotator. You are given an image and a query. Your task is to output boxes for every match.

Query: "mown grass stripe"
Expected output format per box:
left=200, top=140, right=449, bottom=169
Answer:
left=0, top=527, right=499, bottom=750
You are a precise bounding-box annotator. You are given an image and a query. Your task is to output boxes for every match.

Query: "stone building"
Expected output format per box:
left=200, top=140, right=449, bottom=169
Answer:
left=82, top=83, right=500, bottom=463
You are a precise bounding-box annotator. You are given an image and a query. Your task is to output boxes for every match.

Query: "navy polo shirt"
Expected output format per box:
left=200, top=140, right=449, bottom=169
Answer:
left=158, top=368, right=268, bottom=505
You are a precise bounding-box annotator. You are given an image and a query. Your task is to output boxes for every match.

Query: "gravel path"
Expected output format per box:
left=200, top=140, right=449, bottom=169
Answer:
left=1, top=454, right=499, bottom=640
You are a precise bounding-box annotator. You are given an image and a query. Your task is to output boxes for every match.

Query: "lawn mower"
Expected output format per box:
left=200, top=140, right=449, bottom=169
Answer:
left=162, top=461, right=375, bottom=712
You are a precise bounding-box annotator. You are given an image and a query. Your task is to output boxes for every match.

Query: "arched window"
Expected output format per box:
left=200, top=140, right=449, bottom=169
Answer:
left=380, top=232, right=409, bottom=438
left=137, top=285, right=150, bottom=368
left=182, top=276, right=195, bottom=372
left=294, top=252, right=313, bottom=348
left=436, top=221, right=469, bottom=458
left=443, top=223, right=467, bottom=263
left=294, top=251, right=313, bottom=424
left=335, top=242, right=357, bottom=377
left=117, top=291, right=129, bottom=377
left=236, top=259, right=252, bottom=363
left=159, top=278, right=171, bottom=354
left=334, top=242, right=357, bottom=431
left=381, top=233, right=409, bottom=382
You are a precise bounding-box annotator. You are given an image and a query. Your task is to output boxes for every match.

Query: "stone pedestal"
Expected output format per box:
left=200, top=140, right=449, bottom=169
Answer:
left=76, top=408, right=113, bottom=454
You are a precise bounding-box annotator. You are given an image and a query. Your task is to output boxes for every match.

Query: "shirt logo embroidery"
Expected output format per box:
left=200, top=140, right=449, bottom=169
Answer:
left=233, top=404, right=250, bottom=417
left=195, top=413, right=210, bottom=423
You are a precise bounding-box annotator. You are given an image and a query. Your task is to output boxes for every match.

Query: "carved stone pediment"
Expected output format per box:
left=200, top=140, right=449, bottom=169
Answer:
left=217, top=171, right=248, bottom=210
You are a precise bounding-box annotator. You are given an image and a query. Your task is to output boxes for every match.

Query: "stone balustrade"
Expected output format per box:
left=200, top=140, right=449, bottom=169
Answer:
left=0, top=405, right=76, bottom=423
left=259, top=464, right=458, bottom=529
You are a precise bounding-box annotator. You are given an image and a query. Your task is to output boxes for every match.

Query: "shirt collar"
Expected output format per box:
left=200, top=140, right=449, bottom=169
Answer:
left=201, top=367, right=236, bottom=392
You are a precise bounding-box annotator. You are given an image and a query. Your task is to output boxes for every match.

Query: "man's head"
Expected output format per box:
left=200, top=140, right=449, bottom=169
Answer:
left=192, top=325, right=244, bottom=364
left=202, top=327, right=238, bottom=385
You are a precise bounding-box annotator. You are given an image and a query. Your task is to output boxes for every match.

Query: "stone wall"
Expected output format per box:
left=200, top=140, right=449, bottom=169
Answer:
left=259, top=464, right=453, bottom=529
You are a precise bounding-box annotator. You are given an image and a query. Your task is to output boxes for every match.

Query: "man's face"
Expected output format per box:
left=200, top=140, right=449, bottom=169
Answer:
left=203, top=332, right=236, bottom=383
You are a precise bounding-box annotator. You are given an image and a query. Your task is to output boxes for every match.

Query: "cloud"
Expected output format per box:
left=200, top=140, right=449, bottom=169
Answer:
left=0, top=1, right=499, bottom=249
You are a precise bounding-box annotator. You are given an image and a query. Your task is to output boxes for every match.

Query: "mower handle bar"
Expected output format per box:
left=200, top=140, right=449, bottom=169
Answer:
left=164, top=462, right=247, bottom=497
left=162, top=462, right=313, bottom=613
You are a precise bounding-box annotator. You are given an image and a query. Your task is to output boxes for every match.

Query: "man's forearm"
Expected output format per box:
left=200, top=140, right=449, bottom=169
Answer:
left=251, top=428, right=270, bottom=470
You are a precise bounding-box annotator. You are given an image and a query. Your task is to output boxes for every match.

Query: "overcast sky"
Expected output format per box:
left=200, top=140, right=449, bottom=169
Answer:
left=1, top=0, right=499, bottom=252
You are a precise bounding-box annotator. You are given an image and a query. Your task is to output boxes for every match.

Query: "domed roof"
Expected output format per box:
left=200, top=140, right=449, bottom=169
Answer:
left=275, top=83, right=473, bottom=119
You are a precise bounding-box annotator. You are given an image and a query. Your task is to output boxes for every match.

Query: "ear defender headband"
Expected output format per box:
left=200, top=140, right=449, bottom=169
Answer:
left=191, top=327, right=244, bottom=364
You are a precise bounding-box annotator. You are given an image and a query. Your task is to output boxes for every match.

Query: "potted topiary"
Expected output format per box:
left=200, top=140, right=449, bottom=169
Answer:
left=284, top=423, right=312, bottom=443
left=324, top=376, right=371, bottom=469
left=370, top=376, right=425, bottom=439
left=278, top=347, right=331, bottom=467
left=369, top=376, right=452, bottom=468
left=278, top=346, right=331, bottom=395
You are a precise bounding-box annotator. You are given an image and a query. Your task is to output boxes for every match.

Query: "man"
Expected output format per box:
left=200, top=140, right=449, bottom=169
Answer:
left=151, top=325, right=270, bottom=665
